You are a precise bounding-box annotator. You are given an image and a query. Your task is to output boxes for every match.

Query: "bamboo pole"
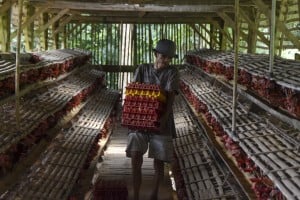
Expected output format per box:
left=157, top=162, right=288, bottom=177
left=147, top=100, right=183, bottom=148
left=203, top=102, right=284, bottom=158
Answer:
left=133, top=24, right=137, bottom=67
left=232, top=0, right=239, bottom=135
left=269, top=0, right=276, bottom=77
left=15, top=0, right=24, bottom=130
left=97, top=25, right=100, bottom=64
left=148, top=24, right=152, bottom=62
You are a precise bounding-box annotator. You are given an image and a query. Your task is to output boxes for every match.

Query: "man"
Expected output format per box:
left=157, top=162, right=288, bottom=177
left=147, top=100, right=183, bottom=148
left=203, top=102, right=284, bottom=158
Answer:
left=125, top=39, right=179, bottom=200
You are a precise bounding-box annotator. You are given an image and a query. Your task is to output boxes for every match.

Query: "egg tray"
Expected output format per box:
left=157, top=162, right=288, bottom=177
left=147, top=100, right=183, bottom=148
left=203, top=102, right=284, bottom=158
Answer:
left=121, top=82, right=166, bottom=132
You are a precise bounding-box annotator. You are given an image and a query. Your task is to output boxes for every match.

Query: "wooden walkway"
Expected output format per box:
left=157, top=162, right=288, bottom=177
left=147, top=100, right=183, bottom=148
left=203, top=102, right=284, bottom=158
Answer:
left=93, top=122, right=176, bottom=200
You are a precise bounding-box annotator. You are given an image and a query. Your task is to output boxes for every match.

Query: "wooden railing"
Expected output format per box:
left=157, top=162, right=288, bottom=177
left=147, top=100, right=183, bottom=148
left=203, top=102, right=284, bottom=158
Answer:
left=93, top=65, right=136, bottom=100
left=95, top=64, right=185, bottom=101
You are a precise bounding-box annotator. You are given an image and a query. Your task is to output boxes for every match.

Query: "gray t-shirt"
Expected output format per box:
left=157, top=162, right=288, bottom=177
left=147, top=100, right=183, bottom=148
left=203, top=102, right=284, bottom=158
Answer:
left=132, top=63, right=179, bottom=137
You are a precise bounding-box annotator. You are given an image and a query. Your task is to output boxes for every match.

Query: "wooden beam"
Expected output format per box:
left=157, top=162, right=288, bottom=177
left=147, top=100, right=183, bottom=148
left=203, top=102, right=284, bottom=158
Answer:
left=15, top=0, right=24, bottom=129
left=218, top=11, right=249, bottom=42
left=210, top=19, right=233, bottom=43
left=0, top=0, right=17, bottom=16
left=276, top=0, right=288, bottom=56
left=11, top=6, right=48, bottom=38
left=24, top=5, right=35, bottom=51
left=252, top=0, right=300, bottom=49
left=70, top=16, right=216, bottom=24
left=36, top=8, right=69, bottom=34
left=239, top=8, right=269, bottom=46
left=53, top=15, right=74, bottom=35
left=93, top=64, right=183, bottom=72
left=199, top=24, right=219, bottom=48
left=0, top=18, right=4, bottom=51
left=30, top=0, right=241, bottom=5
left=246, top=8, right=259, bottom=53
left=52, top=21, right=59, bottom=49
left=47, top=9, right=219, bottom=19
left=39, top=12, right=48, bottom=50
left=232, top=0, right=240, bottom=133
left=28, top=1, right=231, bottom=13
left=189, top=24, right=210, bottom=46
left=0, top=1, right=11, bottom=52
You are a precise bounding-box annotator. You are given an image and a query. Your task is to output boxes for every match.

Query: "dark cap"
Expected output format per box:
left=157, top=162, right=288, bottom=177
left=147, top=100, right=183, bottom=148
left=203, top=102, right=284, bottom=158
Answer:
left=153, top=39, right=178, bottom=58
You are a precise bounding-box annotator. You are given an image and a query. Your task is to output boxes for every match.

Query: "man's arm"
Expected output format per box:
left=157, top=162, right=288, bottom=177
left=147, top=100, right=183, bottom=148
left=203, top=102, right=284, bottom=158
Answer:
left=159, top=90, right=176, bottom=133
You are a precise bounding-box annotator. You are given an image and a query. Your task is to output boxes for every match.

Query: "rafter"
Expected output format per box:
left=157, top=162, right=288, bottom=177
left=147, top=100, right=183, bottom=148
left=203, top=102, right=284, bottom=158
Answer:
left=36, top=8, right=70, bottom=34
left=276, top=0, right=288, bottom=56
left=239, top=8, right=269, bottom=46
left=69, top=16, right=215, bottom=24
left=252, top=0, right=300, bottom=49
left=0, top=0, right=17, bottom=16
left=199, top=24, right=219, bottom=48
left=53, top=15, right=74, bottom=35
left=11, top=6, right=48, bottom=38
left=28, top=1, right=231, bottom=13
left=209, top=18, right=233, bottom=43
left=218, top=11, right=249, bottom=42
left=189, top=24, right=210, bottom=46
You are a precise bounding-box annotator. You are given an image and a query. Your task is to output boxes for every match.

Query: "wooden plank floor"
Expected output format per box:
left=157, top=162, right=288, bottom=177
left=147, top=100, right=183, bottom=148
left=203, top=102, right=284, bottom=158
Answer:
left=93, top=122, right=176, bottom=200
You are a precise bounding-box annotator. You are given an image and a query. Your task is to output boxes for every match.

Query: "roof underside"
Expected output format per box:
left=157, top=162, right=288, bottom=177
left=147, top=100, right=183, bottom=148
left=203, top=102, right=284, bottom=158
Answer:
left=27, top=0, right=275, bottom=24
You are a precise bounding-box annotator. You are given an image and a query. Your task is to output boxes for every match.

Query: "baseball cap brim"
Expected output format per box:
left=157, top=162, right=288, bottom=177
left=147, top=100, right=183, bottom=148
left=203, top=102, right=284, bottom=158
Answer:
left=153, top=48, right=178, bottom=58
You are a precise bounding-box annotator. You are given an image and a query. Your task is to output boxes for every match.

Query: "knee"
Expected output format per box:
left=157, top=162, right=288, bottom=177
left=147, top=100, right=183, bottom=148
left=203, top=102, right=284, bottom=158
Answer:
left=131, top=151, right=143, bottom=167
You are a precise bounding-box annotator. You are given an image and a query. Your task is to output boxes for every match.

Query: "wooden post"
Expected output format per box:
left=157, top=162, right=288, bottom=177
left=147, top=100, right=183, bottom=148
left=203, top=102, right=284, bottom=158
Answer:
left=52, top=21, right=59, bottom=49
left=63, top=26, right=67, bottom=48
left=232, top=0, right=239, bottom=135
left=15, top=0, right=24, bottom=130
left=0, top=0, right=12, bottom=52
left=269, top=0, right=276, bottom=77
left=24, top=5, right=34, bottom=51
left=244, top=8, right=258, bottom=53
left=39, top=13, right=49, bottom=50
left=254, top=0, right=300, bottom=49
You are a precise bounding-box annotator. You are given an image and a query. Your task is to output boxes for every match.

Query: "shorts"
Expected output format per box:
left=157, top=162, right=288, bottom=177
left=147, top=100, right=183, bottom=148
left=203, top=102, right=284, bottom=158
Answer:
left=125, top=131, right=174, bottom=162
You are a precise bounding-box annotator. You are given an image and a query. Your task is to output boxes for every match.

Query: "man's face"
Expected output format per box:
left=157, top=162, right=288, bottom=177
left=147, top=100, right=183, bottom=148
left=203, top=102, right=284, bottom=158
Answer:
left=155, top=53, right=172, bottom=69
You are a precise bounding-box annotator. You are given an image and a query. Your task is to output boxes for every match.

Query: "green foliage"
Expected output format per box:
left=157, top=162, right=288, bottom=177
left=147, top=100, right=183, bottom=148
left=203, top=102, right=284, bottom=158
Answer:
left=68, top=23, right=199, bottom=66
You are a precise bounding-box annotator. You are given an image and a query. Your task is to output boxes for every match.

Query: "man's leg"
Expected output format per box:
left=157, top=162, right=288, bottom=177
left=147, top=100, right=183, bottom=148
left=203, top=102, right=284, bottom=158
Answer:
left=131, top=151, right=143, bottom=200
left=150, top=158, right=164, bottom=200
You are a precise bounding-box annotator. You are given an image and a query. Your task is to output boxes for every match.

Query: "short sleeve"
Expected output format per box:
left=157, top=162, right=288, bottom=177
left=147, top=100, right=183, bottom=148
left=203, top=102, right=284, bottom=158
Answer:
left=132, top=65, right=143, bottom=82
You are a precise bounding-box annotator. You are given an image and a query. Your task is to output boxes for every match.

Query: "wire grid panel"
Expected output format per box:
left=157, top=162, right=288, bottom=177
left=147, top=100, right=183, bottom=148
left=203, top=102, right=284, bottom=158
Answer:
left=173, top=95, right=240, bottom=200
left=3, top=89, right=119, bottom=200
left=180, top=67, right=300, bottom=200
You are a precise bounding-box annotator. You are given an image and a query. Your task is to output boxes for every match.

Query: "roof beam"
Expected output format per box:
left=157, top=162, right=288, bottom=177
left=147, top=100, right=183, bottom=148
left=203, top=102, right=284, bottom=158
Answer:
left=239, top=8, right=269, bottom=46
left=36, top=8, right=70, bottom=34
left=209, top=18, right=233, bottom=43
left=218, top=11, right=249, bottom=42
left=53, top=15, right=74, bottom=35
left=199, top=24, right=219, bottom=47
left=78, top=0, right=237, bottom=5
left=46, top=9, right=219, bottom=19
left=11, top=6, right=48, bottom=38
left=252, top=0, right=300, bottom=49
left=69, top=16, right=216, bottom=24
left=28, top=1, right=231, bottom=13
left=190, top=24, right=210, bottom=45
left=0, top=0, right=17, bottom=16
